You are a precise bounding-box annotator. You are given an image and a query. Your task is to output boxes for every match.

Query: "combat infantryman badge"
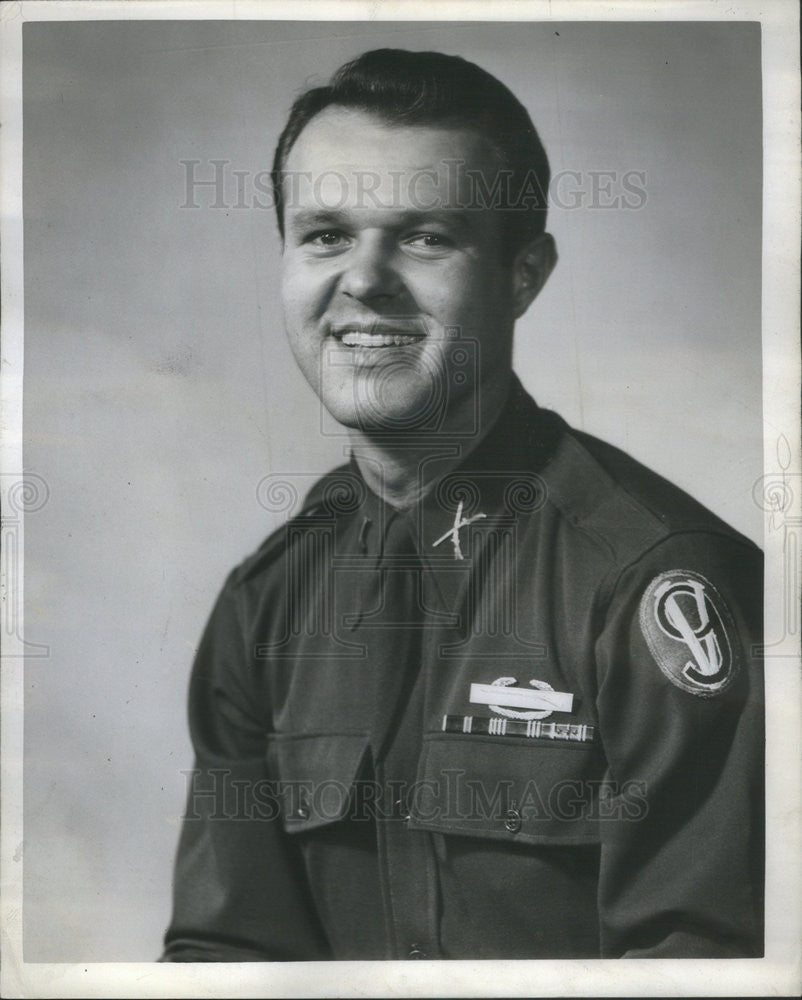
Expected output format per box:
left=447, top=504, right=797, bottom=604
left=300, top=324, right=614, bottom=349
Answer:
left=470, top=677, right=574, bottom=720
left=639, top=569, right=741, bottom=697
left=432, top=499, right=487, bottom=560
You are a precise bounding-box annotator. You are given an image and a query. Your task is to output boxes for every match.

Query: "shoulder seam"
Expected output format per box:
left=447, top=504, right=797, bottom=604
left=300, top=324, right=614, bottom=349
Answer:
left=597, top=527, right=762, bottom=613
left=541, top=432, right=669, bottom=564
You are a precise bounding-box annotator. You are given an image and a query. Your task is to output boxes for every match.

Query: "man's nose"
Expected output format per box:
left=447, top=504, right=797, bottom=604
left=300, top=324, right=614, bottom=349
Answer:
left=338, top=234, right=402, bottom=303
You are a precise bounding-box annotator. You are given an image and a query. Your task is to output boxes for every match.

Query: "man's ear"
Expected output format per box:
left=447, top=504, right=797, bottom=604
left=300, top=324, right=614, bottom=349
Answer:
left=511, top=233, right=557, bottom=319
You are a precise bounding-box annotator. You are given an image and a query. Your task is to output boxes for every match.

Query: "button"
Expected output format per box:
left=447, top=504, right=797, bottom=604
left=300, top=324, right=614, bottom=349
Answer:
left=504, top=808, right=522, bottom=833
left=394, top=798, right=411, bottom=823
left=407, top=944, right=426, bottom=959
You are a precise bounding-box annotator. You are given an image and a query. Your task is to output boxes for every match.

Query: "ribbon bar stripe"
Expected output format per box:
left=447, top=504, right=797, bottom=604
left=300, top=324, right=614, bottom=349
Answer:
left=469, top=683, right=574, bottom=713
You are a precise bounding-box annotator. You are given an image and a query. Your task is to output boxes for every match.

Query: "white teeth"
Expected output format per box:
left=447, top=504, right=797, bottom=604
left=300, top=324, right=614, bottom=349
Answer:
left=339, top=331, right=420, bottom=347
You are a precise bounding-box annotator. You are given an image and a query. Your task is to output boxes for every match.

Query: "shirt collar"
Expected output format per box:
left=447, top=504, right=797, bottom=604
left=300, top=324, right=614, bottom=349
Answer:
left=344, top=375, right=565, bottom=560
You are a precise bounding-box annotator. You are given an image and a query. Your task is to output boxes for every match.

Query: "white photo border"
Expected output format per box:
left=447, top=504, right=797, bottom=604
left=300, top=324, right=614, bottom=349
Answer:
left=1, top=1, right=799, bottom=997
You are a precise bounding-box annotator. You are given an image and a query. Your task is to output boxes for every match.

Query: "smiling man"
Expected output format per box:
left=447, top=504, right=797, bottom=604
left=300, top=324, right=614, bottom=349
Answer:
left=278, top=106, right=548, bottom=465
left=162, top=49, right=764, bottom=961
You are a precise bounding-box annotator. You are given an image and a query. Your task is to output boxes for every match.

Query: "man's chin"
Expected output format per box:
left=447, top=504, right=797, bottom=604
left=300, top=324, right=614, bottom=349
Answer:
left=321, top=392, right=445, bottom=435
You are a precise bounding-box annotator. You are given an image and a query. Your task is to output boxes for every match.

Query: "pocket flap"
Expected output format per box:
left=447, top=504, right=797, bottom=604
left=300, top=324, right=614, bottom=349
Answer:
left=408, top=733, right=605, bottom=846
left=267, top=732, right=369, bottom=834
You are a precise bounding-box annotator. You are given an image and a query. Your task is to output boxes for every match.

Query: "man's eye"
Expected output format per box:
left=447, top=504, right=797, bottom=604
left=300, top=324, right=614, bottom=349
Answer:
left=406, top=232, right=453, bottom=250
left=308, top=230, right=349, bottom=248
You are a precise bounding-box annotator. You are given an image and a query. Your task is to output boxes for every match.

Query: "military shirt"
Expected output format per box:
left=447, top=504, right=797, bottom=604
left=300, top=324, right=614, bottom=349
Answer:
left=162, top=377, right=764, bottom=961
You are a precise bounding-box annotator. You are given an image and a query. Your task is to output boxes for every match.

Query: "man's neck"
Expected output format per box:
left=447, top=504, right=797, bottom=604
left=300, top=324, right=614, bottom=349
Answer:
left=348, top=371, right=513, bottom=510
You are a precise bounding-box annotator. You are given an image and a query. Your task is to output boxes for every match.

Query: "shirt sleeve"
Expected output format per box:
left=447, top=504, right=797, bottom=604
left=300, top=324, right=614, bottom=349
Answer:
left=594, top=531, right=764, bottom=958
left=160, top=570, right=330, bottom=961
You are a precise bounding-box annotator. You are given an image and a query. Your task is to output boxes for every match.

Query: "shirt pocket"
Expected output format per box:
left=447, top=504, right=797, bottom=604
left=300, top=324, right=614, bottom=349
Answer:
left=407, top=732, right=604, bottom=846
left=266, top=732, right=370, bottom=835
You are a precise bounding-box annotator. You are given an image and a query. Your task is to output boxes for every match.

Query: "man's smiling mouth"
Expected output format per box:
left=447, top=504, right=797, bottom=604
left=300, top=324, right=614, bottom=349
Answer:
left=331, top=324, right=426, bottom=348
left=338, top=331, right=422, bottom=347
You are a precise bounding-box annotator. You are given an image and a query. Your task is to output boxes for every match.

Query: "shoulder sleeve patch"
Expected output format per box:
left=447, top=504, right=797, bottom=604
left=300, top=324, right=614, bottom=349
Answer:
left=638, top=569, right=741, bottom=697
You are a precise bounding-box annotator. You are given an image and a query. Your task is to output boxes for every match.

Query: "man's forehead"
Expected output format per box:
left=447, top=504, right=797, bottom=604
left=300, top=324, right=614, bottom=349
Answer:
left=284, top=106, right=498, bottom=175
left=283, top=107, right=502, bottom=214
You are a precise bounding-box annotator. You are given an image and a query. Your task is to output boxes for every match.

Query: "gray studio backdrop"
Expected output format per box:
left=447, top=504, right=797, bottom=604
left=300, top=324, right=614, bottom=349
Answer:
left=22, top=20, right=762, bottom=961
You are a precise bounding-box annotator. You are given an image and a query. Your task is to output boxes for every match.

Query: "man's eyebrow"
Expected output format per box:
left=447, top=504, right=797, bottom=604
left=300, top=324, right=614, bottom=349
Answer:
left=286, top=208, right=478, bottom=234
left=396, top=210, right=475, bottom=233
left=286, top=209, right=346, bottom=231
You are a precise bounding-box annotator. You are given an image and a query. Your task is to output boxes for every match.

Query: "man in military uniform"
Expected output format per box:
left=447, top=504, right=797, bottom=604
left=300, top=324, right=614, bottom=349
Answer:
left=162, top=49, right=764, bottom=960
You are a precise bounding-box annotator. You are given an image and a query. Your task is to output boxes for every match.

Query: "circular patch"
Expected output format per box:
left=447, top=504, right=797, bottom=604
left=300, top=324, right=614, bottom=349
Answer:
left=638, top=570, right=741, bottom=697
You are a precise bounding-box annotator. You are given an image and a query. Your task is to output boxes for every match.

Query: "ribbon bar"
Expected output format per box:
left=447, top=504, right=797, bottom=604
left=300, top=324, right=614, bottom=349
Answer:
left=442, top=715, right=594, bottom=743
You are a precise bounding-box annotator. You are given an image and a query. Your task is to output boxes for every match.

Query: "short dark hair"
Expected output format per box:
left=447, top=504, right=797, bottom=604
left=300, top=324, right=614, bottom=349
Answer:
left=271, top=48, right=550, bottom=259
